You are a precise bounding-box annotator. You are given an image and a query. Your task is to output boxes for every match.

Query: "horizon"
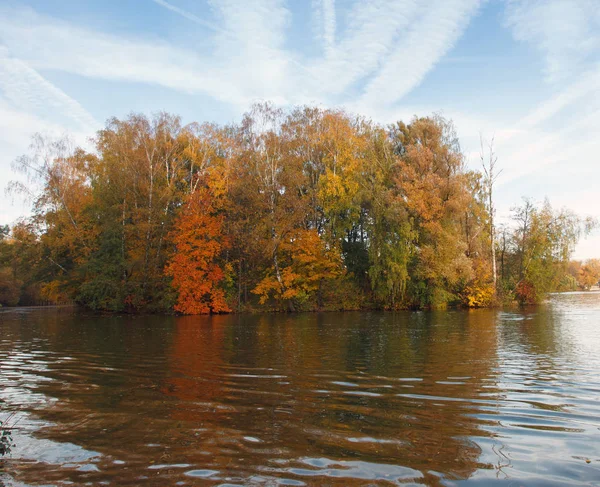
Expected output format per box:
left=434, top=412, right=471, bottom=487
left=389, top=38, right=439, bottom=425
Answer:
left=1, top=0, right=599, bottom=259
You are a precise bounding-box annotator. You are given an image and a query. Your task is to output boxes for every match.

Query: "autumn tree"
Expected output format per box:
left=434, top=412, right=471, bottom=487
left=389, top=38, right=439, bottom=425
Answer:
left=6, top=105, right=596, bottom=312
left=510, top=199, right=587, bottom=304
left=354, top=126, right=412, bottom=308
left=0, top=221, right=49, bottom=305
left=391, top=116, right=475, bottom=308
left=9, top=134, right=96, bottom=301
left=459, top=172, right=495, bottom=308
left=578, top=259, right=600, bottom=290
left=317, top=110, right=365, bottom=246
left=165, top=185, right=230, bottom=315
left=253, top=229, right=342, bottom=310
left=232, top=103, right=309, bottom=311
left=85, top=113, right=189, bottom=310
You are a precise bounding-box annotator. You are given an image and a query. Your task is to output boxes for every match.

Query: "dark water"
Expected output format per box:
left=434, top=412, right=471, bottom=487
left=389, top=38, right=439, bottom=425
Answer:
left=1, top=293, right=599, bottom=486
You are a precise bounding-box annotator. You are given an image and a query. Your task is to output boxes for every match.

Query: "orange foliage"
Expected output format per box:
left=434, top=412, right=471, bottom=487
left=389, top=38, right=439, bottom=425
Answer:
left=165, top=189, right=230, bottom=314
left=515, top=280, right=537, bottom=305
left=253, top=229, right=342, bottom=308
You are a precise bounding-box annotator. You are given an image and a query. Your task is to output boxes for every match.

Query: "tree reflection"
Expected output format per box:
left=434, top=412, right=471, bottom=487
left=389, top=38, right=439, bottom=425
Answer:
left=158, top=310, right=502, bottom=485
left=2, top=304, right=580, bottom=486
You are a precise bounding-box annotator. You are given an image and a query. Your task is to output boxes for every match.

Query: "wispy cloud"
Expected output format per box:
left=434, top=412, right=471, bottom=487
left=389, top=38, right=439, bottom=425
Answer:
left=151, top=0, right=229, bottom=35
left=309, top=0, right=421, bottom=97
left=0, top=46, right=97, bottom=131
left=151, top=0, right=319, bottom=103
left=505, top=0, right=600, bottom=82
left=0, top=1, right=485, bottom=114
left=205, top=0, right=298, bottom=103
left=0, top=7, right=250, bottom=107
left=356, top=0, right=481, bottom=112
left=517, top=68, right=600, bottom=129
left=0, top=95, right=93, bottom=222
left=312, top=0, right=336, bottom=56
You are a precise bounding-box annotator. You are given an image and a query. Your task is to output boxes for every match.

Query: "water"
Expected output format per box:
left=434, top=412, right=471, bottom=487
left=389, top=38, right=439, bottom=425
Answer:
left=1, top=293, right=599, bottom=486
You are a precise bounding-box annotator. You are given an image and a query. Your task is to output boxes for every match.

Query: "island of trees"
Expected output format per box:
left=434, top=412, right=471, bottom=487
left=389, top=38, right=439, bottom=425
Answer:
left=0, top=104, right=597, bottom=313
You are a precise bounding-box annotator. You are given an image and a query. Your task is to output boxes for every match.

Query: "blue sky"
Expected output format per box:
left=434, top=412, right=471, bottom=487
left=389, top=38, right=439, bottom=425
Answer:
left=1, top=0, right=599, bottom=258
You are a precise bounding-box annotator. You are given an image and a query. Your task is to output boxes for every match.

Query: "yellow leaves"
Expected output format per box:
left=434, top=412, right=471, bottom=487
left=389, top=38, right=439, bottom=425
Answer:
left=40, top=280, right=70, bottom=304
left=252, top=229, right=343, bottom=308
left=461, top=260, right=495, bottom=308
left=314, top=111, right=365, bottom=235
left=252, top=275, right=280, bottom=305
left=463, top=283, right=495, bottom=308
left=577, top=259, right=600, bottom=290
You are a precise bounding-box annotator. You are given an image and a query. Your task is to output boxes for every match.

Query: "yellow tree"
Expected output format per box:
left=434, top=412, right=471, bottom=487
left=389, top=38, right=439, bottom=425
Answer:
left=232, top=103, right=310, bottom=310
left=579, top=259, right=600, bottom=290
left=318, top=110, right=365, bottom=244
left=10, top=134, right=97, bottom=300
left=393, top=116, right=474, bottom=308
left=253, top=229, right=342, bottom=310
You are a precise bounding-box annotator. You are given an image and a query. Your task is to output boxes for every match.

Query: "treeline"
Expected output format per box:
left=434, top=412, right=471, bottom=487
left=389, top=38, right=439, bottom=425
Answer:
left=0, top=104, right=595, bottom=313
left=565, top=259, right=600, bottom=291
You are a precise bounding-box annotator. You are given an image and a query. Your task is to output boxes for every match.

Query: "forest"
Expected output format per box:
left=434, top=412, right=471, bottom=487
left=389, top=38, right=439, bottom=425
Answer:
left=0, top=104, right=597, bottom=313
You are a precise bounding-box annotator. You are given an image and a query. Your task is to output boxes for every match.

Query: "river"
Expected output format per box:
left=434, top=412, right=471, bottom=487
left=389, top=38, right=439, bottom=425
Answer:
left=1, top=292, right=599, bottom=486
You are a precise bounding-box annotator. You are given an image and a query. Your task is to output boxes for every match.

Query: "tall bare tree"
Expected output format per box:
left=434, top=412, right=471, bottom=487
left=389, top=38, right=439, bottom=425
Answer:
left=480, top=134, right=501, bottom=291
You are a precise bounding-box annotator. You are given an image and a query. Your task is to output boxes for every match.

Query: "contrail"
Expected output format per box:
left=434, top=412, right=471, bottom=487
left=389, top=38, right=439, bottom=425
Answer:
left=151, top=0, right=320, bottom=81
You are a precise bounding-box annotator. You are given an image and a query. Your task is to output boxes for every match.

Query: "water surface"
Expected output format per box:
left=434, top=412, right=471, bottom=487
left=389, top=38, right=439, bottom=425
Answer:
left=1, top=293, right=599, bottom=485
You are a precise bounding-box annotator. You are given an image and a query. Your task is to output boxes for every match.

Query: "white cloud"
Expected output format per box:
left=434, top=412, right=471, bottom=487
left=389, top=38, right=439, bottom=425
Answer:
left=0, top=46, right=97, bottom=132
left=466, top=74, right=600, bottom=259
left=1, top=0, right=597, bottom=262
left=356, top=0, right=481, bottom=111
left=322, top=0, right=336, bottom=57
left=206, top=0, right=300, bottom=103
left=0, top=6, right=250, bottom=107
left=0, top=1, right=483, bottom=115
left=308, top=0, right=421, bottom=97
left=505, top=0, right=600, bottom=82
left=517, top=68, right=600, bottom=129
left=0, top=97, right=92, bottom=223
left=0, top=43, right=99, bottom=224
left=151, top=0, right=229, bottom=35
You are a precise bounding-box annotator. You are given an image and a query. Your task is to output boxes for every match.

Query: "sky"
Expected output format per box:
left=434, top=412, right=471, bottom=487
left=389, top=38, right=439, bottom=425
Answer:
left=0, top=0, right=599, bottom=258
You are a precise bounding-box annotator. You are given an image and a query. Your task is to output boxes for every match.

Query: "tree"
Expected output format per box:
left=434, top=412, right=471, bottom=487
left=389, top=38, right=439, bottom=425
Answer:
left=90, top=113, right=188, bottom=310
left=511, top=199, right=586, bottom=304
left=6, top=105, right=596, bottom=312
left=165, top=187, right=230, bottom=315
left=358, top=126, right=412, bottom=308
left=480, top=135, right=501, bottom=292
left=391, top=116, right=475, bottom=308
left=252, top=229, right=342, bottom=310
left=578, top=259, right=600, bottom=290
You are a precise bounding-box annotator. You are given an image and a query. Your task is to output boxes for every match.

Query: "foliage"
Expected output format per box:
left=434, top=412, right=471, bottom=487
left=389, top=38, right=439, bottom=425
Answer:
left=253, top=229, right=343, bottom=310
left=515, top=280, right=537, bottom=305
left=506, top=199, right=590, bottom=304
left=0, top=268, right=21, bottom=307
left=567, top=259, right=600, bottom=290
left=165, top=188, right=231, bottom=315
left=0, top=413, right=15, bottom=457
left=461, top=260, right=495, bottom=308
left=2, top=106, right=594, bottom=312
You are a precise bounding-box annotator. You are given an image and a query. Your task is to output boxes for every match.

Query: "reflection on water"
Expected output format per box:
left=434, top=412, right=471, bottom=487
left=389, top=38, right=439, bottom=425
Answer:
left=1, top=293, right=599, bottom=486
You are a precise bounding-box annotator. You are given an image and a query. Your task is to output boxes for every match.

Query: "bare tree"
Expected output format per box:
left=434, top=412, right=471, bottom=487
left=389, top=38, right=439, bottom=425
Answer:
left=480, top=134, right=502, bottom=291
